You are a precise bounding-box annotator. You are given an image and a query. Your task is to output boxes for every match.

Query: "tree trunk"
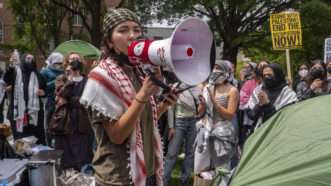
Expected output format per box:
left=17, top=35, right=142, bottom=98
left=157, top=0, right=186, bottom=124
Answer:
left=222, top=41, right=239, bottom=70
left=90, top=0, right=102, bottom=48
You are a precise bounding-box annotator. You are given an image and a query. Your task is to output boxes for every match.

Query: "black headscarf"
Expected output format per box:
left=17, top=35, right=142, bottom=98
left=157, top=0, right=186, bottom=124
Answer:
left=262, top=63, right=287, bottom=104
left=20, top=53, right=37, bottom=73
left=20, top=54, right=39, bottom=103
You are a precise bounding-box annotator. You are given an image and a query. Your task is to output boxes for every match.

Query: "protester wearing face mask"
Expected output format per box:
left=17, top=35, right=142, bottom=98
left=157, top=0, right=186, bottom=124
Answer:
left=239, top=62, right=258, bottom=110
left=40, top=52, right=65, bottom=123
left=67, top=60, right=84, bottom=82
left=301, top=61, right=328, bottom=100
left=294, top=63, right=310, bottom=100
left=243, top=62, right=257, bottom=81
left=246, top=63, right=297, bottom=129
left=194, top=60, right=238, bottom=181
left=3, top=53, right=47, bottom=144
left=51, top=59, right=94, bottom=171
left=63, top=52, right=87, bottom=76
left=238, top=62, right=259, bottom=146
left=64, top=52, right=84, bottom=67
left=255, top=60, right=270, bottom=82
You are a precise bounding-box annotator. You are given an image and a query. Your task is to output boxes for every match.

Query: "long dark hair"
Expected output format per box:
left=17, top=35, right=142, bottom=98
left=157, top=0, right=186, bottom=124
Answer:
left=101, top=29, right=134, bottom=67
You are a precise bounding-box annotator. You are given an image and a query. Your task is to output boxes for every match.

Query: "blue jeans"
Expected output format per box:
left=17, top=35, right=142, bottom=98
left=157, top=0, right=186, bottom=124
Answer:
left=164, top=117, right=197, bottom=186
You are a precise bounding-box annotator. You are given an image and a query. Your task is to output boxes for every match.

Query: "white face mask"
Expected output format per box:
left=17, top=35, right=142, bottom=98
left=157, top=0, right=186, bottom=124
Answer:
left=52, top=63, right=63, bottom=70
left=71, top=76, right=83, bottom=82
left=298, top=69, right=308, bottom=78
left=209, top=69, right=227, bottom=85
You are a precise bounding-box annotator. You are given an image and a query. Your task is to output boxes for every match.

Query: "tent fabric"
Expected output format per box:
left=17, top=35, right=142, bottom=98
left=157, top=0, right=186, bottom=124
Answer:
left=230, top=94, right=331, bottom=186
left=54, top=40, right=101, bottom=59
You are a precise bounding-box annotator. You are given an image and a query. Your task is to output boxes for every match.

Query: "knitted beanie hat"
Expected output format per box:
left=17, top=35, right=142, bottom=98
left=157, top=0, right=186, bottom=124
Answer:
left=103, top=8, right=140, bottom=37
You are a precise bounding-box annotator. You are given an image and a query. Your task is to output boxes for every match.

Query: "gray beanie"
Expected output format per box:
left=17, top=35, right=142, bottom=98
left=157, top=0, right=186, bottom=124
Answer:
left=103, top=8, right=140, bottom=37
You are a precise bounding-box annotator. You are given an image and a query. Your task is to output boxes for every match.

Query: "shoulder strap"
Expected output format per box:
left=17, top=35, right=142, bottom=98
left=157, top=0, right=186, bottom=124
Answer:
left=188, top=89, right=199, bottom=115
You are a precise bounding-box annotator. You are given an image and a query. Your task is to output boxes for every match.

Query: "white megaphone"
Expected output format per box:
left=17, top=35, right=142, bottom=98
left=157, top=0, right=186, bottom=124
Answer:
left=128, top=17, right=215, bottom=86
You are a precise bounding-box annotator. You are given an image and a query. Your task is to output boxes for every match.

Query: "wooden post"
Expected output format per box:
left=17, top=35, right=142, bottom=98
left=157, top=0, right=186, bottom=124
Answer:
left=285, top=49, right=292, bottom=82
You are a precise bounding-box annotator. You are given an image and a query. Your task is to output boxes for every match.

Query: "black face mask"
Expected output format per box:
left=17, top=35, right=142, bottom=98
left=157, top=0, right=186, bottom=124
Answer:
left=244, top=71, right=253, bottom=80
left=22, top=62, right=35, bottom=71
left=263, top=76, right=277, bottom=89
left=327, top=66, right=331, bottom=74
left=310, top=68, right=324, bottom=79
left=70, top=60, right=83, bottom=72
left=113, top=52, right=132, bottom=66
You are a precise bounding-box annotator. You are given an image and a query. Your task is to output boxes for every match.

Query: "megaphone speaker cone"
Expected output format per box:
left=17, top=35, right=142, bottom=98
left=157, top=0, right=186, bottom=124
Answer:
left=128, top=17, right=215, bottom=86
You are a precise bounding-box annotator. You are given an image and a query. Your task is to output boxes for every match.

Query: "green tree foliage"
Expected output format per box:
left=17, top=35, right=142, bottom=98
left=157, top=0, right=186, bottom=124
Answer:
left=8, top=0, right=106, bottom=57
left=244, top=0, right=331, bottom=74
left=298, top=0, right=331, bottom=62
left=50, top=0, right=105, bottom=48
left=145, top=0, right=299, bottom=67
left=7, top=0, right=66, bottom=57
left=119, top=0, right=155, bottom=24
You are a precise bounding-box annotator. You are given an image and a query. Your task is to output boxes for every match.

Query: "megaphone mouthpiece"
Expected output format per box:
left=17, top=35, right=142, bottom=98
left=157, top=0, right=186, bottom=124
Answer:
left=128, top=39, right=154, bottom=65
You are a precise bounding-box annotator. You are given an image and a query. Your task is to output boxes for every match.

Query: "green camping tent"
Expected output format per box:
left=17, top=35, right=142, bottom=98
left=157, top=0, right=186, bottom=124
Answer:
left=54, top=40, right=101, bottom=59
left=230, top=94, right=331, bottom=186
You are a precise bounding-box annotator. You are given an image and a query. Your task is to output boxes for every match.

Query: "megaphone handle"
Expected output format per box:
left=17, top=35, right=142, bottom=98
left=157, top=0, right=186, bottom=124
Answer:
left=151, top=76, right=171, bottom=92
left=145, top=69, right=171, bottom=92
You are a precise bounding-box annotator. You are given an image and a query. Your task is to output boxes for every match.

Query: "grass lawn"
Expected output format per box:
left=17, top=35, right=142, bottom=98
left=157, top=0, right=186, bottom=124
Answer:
left=169, top=153, right=194, bottom=186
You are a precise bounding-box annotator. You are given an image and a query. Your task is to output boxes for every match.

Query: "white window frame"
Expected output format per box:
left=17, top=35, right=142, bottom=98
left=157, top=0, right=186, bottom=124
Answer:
left=72, top=9, right=85, bottom=27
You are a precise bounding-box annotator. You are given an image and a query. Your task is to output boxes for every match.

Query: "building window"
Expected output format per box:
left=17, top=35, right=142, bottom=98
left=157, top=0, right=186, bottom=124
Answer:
left=0, top=21, right=3, bottom=43
left=72, top=14, right=82, bottom=26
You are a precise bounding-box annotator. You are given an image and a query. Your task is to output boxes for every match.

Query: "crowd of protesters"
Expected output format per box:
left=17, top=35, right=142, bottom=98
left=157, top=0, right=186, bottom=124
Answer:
left=0, top=51, right=94, bottom=171
left=1, top=8, right=331, bottom=186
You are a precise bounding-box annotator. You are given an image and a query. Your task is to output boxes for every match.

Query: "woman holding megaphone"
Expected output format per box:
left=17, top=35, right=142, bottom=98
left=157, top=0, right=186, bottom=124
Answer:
left=80, top=8, right=177, bottom=186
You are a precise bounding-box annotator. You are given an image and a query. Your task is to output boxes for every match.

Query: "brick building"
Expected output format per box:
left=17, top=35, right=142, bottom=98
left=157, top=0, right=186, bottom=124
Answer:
left=0, top=0, right=92, bottom=70
left=0, top=0, right=15, bottom=69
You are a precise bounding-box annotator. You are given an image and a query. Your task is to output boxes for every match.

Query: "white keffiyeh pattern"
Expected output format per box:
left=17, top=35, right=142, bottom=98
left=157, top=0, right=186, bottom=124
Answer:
left=27, top=72, right=40, bottom=126
left=80, top=58, right=163, bottom=186
left=246, top=84, right=298, bottom=128
left=0, top=79, right=5, bottom=104
left=13, top=66, right=26, bottom=132
left=13, top=67, right=40, bottom=132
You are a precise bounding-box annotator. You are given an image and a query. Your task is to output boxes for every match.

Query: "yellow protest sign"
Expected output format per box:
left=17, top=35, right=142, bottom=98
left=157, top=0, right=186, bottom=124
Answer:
left=270, top=11, right=302, bottom=50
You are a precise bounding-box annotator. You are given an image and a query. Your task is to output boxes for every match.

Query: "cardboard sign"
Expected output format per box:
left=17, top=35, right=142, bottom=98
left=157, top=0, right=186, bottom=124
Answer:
left=324, top=38, right=331, bottom=63
left=270, top=12, right=302, bottom=50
